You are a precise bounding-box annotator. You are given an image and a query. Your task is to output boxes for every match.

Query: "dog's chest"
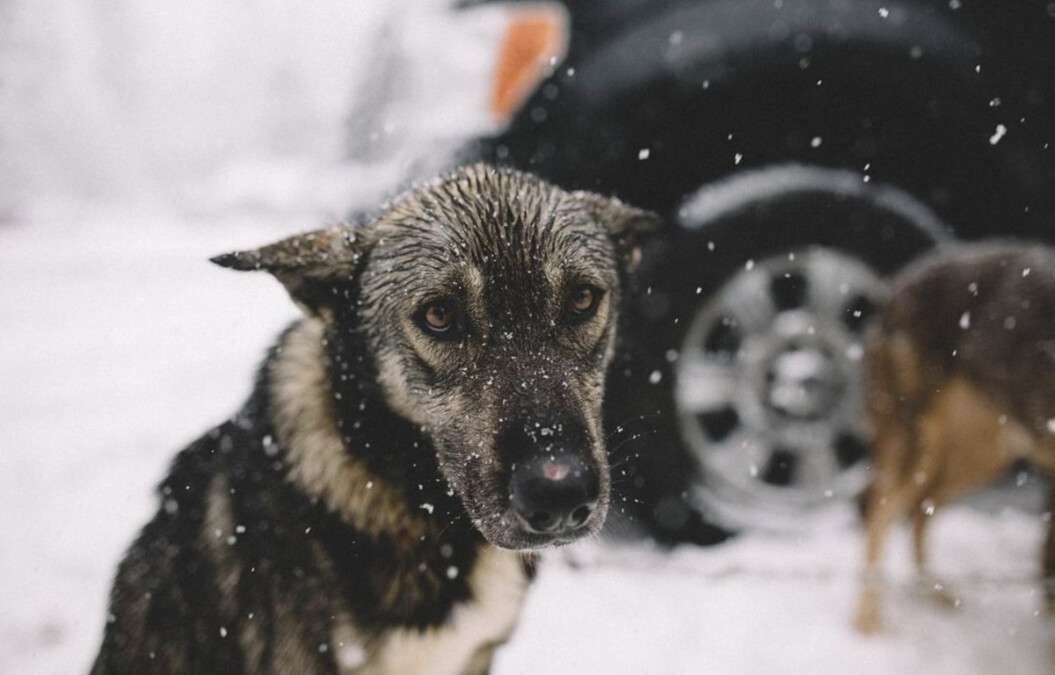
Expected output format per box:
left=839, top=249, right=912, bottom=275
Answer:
left=345, top=547, right=529, bottom=675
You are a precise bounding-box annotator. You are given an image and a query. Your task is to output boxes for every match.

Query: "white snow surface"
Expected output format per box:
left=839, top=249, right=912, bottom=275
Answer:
left=2, top=1, right=1053, bottom=673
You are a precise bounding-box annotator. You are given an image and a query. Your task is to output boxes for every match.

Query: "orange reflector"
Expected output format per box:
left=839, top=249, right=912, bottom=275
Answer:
left=490, top=4, right=569, bottom=120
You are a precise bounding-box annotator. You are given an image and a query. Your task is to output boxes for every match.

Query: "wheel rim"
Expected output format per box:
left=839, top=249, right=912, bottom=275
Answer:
left=676, top=248, right=887, bottom=517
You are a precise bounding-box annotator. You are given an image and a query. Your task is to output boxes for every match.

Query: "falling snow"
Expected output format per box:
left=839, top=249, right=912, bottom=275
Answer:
left=5, top=2, right=1055, bottom=675
left=990, top=124, right=1007, bottom=145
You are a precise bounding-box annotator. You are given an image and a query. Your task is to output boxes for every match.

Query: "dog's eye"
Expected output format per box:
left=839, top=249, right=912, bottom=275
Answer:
left=418, top=299, right=462, bottom=338
left=424, top=302, right=454, bottom=331
left=568, top=285, right=603, bottom=319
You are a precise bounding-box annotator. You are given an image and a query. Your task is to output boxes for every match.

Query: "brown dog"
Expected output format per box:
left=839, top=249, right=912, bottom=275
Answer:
left=853, top=242, right=1055, bottom=634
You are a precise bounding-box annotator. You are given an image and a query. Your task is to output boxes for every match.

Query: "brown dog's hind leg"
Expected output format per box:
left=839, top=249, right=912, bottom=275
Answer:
left=854, top=334, right=932, bottom=634
left=907, top=379, right=1017, bottom=611
left=911, top=502, right=929, bottom=574
left=853, top=471, right=931, bottom=634
left=910, top=496, right=959, bottom=608
left=854, top=406, right=947, bottom=635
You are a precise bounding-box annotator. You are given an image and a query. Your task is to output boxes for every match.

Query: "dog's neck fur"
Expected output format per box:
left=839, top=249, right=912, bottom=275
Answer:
left=257, top=317, right=516, bottom=630
left=267, top=317, right=473, bottom=546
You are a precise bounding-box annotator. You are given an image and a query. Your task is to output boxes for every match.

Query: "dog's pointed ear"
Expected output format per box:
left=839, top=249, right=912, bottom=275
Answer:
left=574, top=191, right=662, bottom=271
left=211, top=225, right=368, bottom=317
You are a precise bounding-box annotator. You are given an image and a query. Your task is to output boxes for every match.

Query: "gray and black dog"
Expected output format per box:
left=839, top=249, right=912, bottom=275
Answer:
left=90, top=163, right=659, bottom=674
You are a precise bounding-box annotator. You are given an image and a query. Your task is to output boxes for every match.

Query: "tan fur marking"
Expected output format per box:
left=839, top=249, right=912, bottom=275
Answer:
left=270, top=319, right=426, bottom=540
left=361, top=548, right=528, bottom=675
left=374, top=342, right=470, bottom=426
left=202, top=475, right=270, bottom=670
left=203, top=474, right=239, bottom=600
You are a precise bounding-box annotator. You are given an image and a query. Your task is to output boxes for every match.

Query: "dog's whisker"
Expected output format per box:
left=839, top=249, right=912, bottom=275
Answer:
left=607, top=430, right=659, bottom=461
left=605, top=414, right=662, bottom=442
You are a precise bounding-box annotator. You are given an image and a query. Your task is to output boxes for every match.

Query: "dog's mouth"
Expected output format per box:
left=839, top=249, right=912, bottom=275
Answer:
left=477, top=504, right=607, bottom=550
left=505, top=504, right=606, bottom=548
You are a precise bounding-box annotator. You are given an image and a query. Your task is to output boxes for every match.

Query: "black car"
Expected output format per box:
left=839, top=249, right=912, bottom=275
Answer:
left=463, top=0, right=1055, bottom=542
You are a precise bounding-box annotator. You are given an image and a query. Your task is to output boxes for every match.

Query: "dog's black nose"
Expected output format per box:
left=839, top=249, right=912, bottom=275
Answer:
left=509, top=454, right=599, bottom=535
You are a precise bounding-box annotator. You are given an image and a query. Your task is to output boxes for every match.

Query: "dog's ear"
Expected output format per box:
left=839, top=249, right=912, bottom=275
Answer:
left=211, top=225, right=368, bottom=317
left=574, top=191, right=662, bottom=271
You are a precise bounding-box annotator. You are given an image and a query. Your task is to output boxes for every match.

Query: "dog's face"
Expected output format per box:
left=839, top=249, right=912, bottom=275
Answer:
left=214, top=164, right=658, bottom=549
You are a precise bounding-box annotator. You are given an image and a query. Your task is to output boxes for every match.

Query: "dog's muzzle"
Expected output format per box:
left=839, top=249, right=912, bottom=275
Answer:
left=496, top=415, right=602, bottom=542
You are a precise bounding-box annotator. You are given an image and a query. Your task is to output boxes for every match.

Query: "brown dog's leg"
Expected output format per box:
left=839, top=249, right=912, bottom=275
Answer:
left=911, top=497, right=959, bottom=608
left=854, top=476, right=929, bottom=633
left=911, top=504, right=928, bottom=573
left=911, top=502, right=930, bottom=573
left=908, top=407, right=969, bottom=610
left=854, top=336, right=932, bottom=634
left=854, top=408, right=946, bottom=634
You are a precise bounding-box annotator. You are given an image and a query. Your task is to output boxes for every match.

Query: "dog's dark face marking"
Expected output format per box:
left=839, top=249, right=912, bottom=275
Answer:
left=213, top=164, right=658, bottom=549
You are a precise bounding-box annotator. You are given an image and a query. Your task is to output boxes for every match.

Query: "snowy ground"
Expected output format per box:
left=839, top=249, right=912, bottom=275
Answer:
left=3, top=1, right=1053, bottom=672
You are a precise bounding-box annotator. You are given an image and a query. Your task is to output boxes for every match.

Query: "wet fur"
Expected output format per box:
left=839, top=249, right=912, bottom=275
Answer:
left=91, top=164, right=657, bottom=673
left=854, top=242, right=1055, bottom=633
